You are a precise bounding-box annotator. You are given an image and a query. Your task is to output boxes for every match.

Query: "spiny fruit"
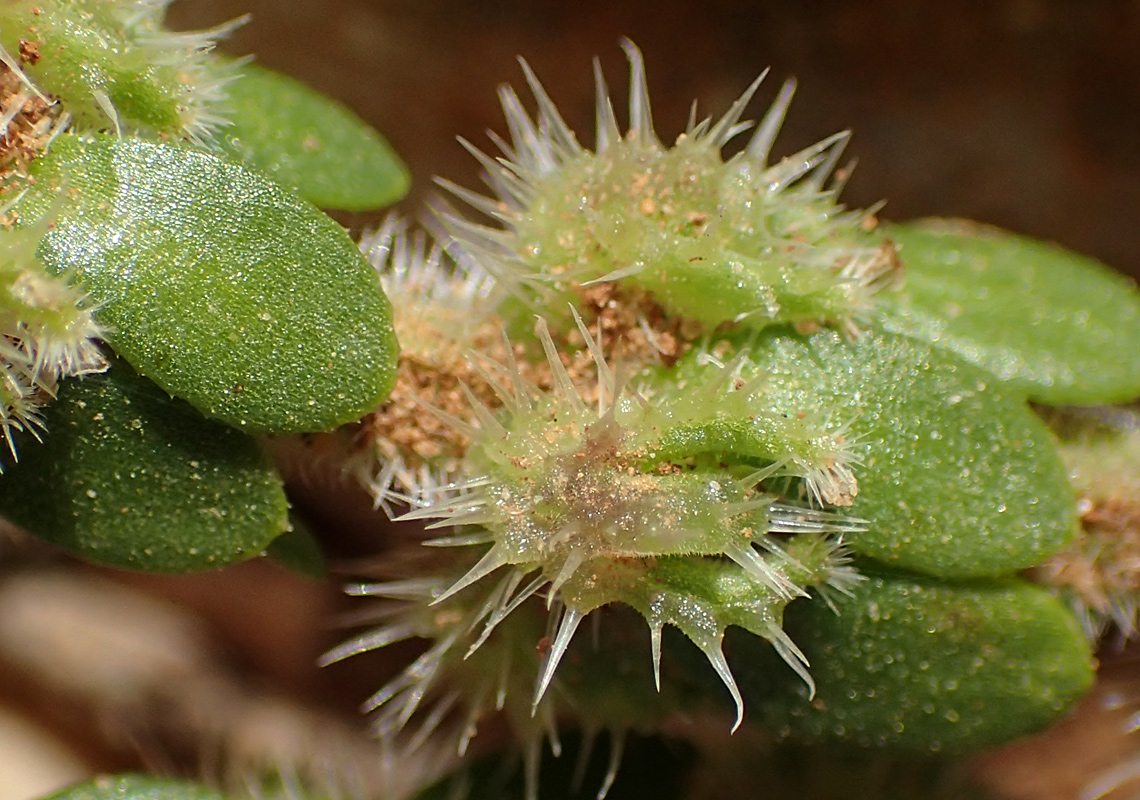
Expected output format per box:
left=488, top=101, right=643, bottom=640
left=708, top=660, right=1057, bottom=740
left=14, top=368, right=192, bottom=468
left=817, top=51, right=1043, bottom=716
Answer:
left=392, top=314, right=865, bottom=715
left=433, top=40, right=902, bottom=341
left=338, top=36, right=1099, bottom=800
left=342, top=41, right=888, bottom=798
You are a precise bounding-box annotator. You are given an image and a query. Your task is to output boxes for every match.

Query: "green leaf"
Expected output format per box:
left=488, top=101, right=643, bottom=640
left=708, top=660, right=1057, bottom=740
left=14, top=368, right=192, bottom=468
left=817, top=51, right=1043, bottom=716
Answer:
left=25, top=133, right=399, bottom=433
left=41, top=776, right=227, bottom=800
left=0, top=362, right=290, bottom=572
left=734, top=570, right=1094, bottom=753
left=265, top=515, right=327, bottom=579
left=220, top=63, right=409, bottom=211
left=667, top=329, right=1077, bottom=577
left=880, top=219, right=1140, bottom=404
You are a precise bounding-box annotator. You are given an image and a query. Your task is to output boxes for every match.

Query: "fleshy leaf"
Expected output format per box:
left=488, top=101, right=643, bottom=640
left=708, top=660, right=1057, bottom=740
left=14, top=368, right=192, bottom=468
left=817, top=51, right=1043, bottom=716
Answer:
left=880, top=220, right=1140, bottom=404
left=41, top=776, right=228, bottom=800
left=663, top=329, right=1077, bottom=577
left=23, top=133, right=398, bottom=433
left=0, top=362, right=290, bottom=572
left=219, top=62, right=409, bottom=210
left=733, top=570, right=1094, bottom=752
left=265, top=514, right=327, bottom=580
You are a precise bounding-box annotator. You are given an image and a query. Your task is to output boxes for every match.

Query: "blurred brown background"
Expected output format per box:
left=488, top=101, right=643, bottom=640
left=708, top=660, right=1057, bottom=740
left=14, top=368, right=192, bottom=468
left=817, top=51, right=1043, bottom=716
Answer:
left=170, top=0, right=1140, bottom=278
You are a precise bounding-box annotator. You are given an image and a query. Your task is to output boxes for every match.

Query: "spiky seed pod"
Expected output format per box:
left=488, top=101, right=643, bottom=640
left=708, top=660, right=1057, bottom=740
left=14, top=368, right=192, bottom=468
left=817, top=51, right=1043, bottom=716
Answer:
left=434, top=41, right=902, bottom=344
left=0, top=0, right=242, bottom=143
left=352, top=225, right=864, bottom=762
left=324, top=533, right=859, bottom=800
left=403, top=314, right=863, bottom=591
left=343, top=44, right=885, bottom=798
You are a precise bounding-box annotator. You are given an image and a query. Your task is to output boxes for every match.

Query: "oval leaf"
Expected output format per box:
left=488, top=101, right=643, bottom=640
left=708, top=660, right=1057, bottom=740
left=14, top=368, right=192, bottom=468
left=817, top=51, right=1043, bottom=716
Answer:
left=733, top=571, right=1094, bottom=752
left=25, top=134, right=398, bottom=433
left=0, top=363, right=290, bottom=572
left=220, top=63, right=409, bottom=211
left=265, top=514, right=327, bottom=580
left=881, top=220, right=1140, bottom=404
left=42, top=776, right=228, bottom=800
left=666, top=329, right=1077, bottom=577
